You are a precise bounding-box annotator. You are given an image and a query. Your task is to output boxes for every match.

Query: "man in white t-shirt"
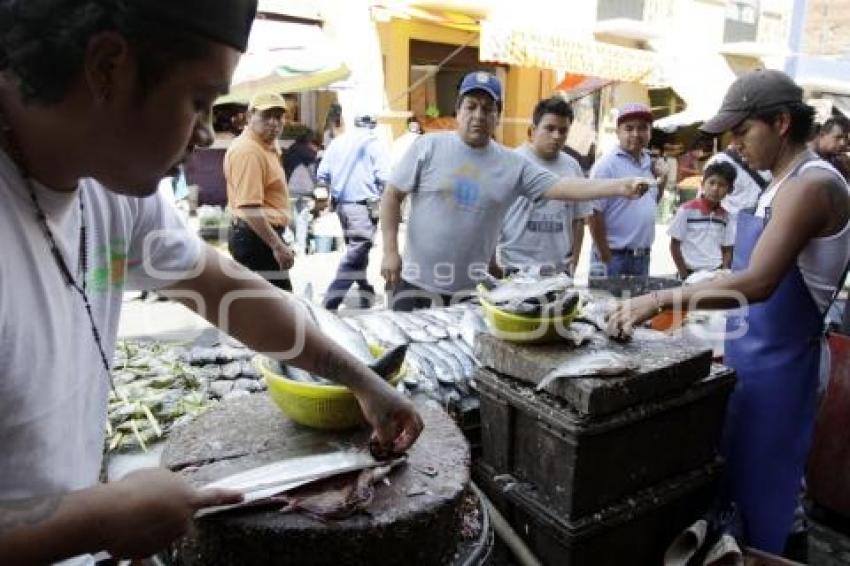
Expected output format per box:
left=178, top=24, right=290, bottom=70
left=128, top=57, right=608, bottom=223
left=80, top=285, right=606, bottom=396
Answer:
left=0, top=2, right=421, bottom=563
left=496, top=97, right=591, bottom=276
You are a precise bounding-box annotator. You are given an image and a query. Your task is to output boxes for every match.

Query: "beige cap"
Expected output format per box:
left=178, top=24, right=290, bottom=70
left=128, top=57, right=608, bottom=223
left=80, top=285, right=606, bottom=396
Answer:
left=249, top=92, right=287, bottom=112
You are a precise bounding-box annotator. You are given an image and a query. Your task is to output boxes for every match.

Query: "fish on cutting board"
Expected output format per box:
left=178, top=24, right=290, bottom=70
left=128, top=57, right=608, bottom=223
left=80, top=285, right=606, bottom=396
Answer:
left=535, top=351, right=638, bottom=392
left=277, top=457, right=406, bottom=521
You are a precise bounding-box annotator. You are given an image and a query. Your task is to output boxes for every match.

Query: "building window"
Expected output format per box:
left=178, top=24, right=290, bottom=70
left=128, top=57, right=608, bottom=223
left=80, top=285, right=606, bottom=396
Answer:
left=724, top=0, right=759, bottom=42
left=597, top=0, right=646, bottom=21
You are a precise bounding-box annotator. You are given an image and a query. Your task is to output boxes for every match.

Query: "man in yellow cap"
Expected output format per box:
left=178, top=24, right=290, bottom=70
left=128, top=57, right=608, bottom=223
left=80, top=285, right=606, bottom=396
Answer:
left=225, top=92, right=295, bottom=291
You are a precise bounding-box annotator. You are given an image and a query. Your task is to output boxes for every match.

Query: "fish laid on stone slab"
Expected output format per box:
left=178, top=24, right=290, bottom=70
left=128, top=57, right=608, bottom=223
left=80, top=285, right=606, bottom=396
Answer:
left=535, top=351, right=639, bottom=392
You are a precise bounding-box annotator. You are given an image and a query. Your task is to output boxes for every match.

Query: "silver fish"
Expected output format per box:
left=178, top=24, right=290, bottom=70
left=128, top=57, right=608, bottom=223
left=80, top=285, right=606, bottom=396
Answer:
left=410, top=343, right=454, bottom=385
left=420, top=308, right=463, bottom=326
left=405, top=347, right=438, bottom=386
left=435, top=340, right=474, bottom=381
left=562, top=322, right=603, bottom=347
left=448, top=338, right=478, bottom=379
left=479, top=273, right=575, bottom=316
left=387, top=313, right=435, bottom=343
left=405, top=312, right=450, bottom=340
left=354, top=313, right=409, bottom=346
left=419, top=343, right=463, bottom=386
left=285, top=363, right=331, bottom=385
left=535, top=351, right=638, bottom=392
left=300, top=301, right=374, bottom=365
left=343, top=316, right=382, bottom=346
left=459, top=309, right=487, bottom=350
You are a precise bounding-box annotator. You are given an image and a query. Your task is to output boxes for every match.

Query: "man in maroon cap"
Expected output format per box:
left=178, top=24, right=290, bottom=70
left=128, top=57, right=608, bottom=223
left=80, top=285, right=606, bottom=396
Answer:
left=588, top=102, right=668, bottom=277
left=0, top=1, right=421, bottom=562
left=608, top=69, right=850, bottom=557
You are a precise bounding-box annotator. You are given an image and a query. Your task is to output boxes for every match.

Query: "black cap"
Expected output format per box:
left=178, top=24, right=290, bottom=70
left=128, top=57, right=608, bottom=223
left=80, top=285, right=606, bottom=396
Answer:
left=132, top=0, right=258, bottom=52
left=701, top=69, right=803, bottom=134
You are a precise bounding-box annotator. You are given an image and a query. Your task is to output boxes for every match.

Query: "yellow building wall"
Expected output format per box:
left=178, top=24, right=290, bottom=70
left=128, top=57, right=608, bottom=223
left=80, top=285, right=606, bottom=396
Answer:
left=377, top=18, right=556, bottom=146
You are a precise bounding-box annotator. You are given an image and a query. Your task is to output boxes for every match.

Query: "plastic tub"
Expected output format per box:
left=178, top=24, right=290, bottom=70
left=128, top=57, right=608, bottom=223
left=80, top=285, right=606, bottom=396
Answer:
left=256, top=345, right=407, bottom=430
left=478, top=296, right=579, bottom=344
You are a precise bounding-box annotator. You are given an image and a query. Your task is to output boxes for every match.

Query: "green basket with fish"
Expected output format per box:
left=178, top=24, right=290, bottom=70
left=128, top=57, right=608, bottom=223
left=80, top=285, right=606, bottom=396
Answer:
left=256, top=345, right=408, bottom=431
left=477, top=275, right=581, bottom=344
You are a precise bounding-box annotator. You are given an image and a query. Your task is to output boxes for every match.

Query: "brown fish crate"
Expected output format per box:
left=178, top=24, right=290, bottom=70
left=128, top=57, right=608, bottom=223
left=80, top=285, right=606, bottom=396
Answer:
left=478, top=364, right=735, bottom=519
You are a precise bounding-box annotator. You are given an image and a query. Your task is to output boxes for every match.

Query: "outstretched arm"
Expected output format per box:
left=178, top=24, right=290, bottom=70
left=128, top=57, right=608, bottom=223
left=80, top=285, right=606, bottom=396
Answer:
left=543, top=177, right=650, bottom=201
left=608, top=175, right=837, bottom=335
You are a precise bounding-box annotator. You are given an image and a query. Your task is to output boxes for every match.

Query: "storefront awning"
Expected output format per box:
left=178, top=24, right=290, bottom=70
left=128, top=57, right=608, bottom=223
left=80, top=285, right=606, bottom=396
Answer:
left=480, top=21, right=661, bottom=84
left=651, top=45, right=737, bottom=132
left=216, top=19, right=349, bottom=105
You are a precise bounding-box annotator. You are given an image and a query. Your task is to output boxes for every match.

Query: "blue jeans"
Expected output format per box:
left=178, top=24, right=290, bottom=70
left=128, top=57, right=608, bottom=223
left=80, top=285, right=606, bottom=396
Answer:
left=591, top=250, right=650, bottom=277
left=323, top=203, right=376, bottom=310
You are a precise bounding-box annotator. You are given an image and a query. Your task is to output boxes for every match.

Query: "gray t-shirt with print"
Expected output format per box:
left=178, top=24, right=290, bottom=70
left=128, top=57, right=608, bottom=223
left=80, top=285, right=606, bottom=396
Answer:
left=390, top=132, right=558, bottom=293
left=497, top=145, right=591, bottom=273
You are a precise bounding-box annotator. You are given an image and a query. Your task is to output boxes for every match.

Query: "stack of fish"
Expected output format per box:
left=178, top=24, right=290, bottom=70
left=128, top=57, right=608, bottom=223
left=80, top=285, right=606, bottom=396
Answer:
left=109, top=340, right=215, bottom=453
left=479, top=273, right=580, bottom=317
left=342, top=305, right=487, bottom=406
left=272, top=299, right=410, bottom=384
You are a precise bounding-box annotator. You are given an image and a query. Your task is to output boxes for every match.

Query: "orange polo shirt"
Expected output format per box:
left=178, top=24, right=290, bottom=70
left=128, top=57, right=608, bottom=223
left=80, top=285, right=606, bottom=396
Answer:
left=224, top=129, right=290, bottom=227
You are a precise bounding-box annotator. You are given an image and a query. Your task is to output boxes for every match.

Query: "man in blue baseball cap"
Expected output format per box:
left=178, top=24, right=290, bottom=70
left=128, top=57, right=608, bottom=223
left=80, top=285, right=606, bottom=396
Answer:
left=381, top=71, right=653, bottom=310
left=0, top=1, right=422, bottom=561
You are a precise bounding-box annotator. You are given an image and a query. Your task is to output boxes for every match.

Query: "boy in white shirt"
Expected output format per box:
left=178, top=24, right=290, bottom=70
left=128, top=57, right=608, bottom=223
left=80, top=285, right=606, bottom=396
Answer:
left=668, top=162, right=737, bottom=278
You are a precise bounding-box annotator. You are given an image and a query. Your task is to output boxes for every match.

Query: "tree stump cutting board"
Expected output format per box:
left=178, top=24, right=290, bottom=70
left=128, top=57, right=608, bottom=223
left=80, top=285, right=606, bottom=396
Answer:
left=162, top=395, right=469, bottom=566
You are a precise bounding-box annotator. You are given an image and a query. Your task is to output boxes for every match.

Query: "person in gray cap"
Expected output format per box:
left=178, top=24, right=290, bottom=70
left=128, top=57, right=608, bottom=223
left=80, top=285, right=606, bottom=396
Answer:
left=381, top=71, right=652, bottom=311
left=608, top=69, right=850, bottom=557
left=317, top=113, right=390, bottom=310
left=0, top=1, right=421, bottom=562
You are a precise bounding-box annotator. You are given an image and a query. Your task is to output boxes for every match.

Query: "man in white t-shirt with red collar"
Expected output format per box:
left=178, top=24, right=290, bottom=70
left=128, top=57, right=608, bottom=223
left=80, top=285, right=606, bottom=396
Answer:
left=668, top=161, right=737, bottom=278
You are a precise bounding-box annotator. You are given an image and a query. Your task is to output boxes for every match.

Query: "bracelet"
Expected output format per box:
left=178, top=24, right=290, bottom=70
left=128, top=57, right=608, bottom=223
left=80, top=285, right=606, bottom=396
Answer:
left=650, top=291, right=664, bottom=314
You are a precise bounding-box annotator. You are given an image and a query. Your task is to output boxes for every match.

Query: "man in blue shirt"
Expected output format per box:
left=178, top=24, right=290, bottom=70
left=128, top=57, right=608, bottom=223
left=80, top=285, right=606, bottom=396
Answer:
left=589, top=103, right=667, bottom=276
left=317, top=115, right=391, bottom=310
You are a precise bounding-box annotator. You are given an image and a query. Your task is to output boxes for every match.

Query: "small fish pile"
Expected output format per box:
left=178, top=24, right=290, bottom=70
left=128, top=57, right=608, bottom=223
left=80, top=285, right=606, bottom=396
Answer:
left=108, top=340, right=209, bottom=453
left=273, top=300, right=409, bottom=385
left=343, top=305, right=487, bottom=407
left=479, top=273, right=580, bottom=317
left=108, top=335, right=269, bottom=453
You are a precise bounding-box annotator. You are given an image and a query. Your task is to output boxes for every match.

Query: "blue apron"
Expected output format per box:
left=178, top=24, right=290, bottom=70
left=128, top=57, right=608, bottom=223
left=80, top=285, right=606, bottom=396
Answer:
left=722, top=159, right=828, bottom=552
